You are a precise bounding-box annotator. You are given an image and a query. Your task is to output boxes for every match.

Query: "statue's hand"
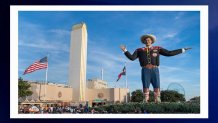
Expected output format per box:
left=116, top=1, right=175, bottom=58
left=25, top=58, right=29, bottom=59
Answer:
left=120, top=45, right=126, bottom=52
left=184, top=47, right=192, bottom=51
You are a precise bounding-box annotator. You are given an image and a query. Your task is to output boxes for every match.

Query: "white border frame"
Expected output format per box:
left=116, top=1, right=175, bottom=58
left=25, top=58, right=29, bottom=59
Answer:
left=10, top=5, right=208, bottom=119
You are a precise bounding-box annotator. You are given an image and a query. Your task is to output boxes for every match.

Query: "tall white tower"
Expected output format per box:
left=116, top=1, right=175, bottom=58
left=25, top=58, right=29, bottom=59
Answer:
left=69, top=23, right=87, bottom=102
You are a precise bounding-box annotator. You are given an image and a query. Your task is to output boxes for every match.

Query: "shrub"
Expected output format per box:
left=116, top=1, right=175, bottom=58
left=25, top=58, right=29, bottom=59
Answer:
left=91, top=102, right=200, bottom=114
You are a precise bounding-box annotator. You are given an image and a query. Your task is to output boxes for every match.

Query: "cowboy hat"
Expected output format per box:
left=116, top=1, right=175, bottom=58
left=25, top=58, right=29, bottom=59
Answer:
left=140, top=34, right=156, bottom=44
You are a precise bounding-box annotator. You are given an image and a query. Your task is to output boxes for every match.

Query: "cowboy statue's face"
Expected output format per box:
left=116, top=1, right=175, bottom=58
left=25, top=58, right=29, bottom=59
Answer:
left=145, top=37, right=152, bottom=46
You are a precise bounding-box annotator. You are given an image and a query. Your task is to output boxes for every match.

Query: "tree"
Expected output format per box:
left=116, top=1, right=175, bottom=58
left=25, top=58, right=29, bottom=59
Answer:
left=130, top=89, right=185, bottom=103
left=189, top=96, right=200, bottom=103
left=161, top=90, right=186, bottom=102
left=131, top=89, right=143, bottom=102
left=18, top=77, right=33, bottom=98
left=127, top=92, right=131, bottom=102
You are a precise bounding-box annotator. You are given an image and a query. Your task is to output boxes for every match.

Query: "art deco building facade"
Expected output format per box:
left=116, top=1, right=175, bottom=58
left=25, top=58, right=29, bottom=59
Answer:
left=23, top=80, right=128, bottom=106
left=87, top=78, right=108, bottom=89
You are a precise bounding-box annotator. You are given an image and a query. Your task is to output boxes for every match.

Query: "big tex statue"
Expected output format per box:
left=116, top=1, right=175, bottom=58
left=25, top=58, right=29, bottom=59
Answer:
left=120, top=34, right=191, bottom=103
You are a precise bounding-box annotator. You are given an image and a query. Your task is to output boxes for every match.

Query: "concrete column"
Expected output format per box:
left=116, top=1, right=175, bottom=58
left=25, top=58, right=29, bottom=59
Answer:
left=69, top=23, right=87, bottom=102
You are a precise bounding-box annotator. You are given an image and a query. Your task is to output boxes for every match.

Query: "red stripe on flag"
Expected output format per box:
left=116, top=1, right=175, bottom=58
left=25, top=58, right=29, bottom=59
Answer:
left=23, top=60, right=48, bottom=75
left=116, top=66, right=126, bottom=82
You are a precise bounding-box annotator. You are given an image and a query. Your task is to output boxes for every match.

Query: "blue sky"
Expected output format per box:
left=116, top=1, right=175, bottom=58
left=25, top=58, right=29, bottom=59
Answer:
left=18, top=11, right=200, bottom=100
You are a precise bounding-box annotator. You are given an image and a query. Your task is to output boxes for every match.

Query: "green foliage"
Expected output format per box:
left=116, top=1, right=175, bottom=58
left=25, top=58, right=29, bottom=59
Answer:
left=161, top=90, right=186, bottom=102
left=131, top=90, right=143, bottom=102
left=91, top=102, right=200, bottom=113
left=127, top=92, right=131, bottom=102
left=18, top=77, right=33, bottom=98
left=148, top=91, right=154, bottom=102
left=189, top=96, right=200, bottom=104
left=130, top=89, right=186, bottom=103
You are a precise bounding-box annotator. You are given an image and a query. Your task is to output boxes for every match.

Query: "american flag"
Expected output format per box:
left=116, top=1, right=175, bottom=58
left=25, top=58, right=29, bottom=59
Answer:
left=23, top=56, right=48, bottom=75
left=116, top=66, right=126, bottom=82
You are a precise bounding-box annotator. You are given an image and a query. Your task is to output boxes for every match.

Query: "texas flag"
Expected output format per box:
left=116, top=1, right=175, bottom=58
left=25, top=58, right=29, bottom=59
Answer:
left=116, top=66, right=126, bottom=82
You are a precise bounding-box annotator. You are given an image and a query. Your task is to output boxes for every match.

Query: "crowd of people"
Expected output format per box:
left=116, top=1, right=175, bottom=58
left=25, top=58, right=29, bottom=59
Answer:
left=18, top=103, right=148, bottom=114
left=18, top=103, right=96, bottom=114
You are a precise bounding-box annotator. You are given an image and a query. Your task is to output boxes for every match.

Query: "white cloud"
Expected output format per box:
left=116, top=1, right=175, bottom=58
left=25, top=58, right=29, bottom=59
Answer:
left=174, top=12, right=185, bottom=20
left=162, top=32, right=178, bottom=39
left=19, top=21, right=70, bottom=53
left=160, top=65, right=200, bottom=76
left=19, top=39, right=70, bottom=54
left=48, top=29, right=70, bottom=37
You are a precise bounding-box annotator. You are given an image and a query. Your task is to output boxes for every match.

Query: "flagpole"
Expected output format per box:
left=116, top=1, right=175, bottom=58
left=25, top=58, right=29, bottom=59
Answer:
left=44, top=55, right=48, bottom=104
left=45, top=62, right=48, bottom=99
left=125, top=62, right=128, bottom=103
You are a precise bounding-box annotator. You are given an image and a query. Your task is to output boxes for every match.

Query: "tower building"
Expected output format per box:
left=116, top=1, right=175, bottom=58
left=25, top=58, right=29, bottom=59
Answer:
left=69, top=23, right=87, bottom=102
